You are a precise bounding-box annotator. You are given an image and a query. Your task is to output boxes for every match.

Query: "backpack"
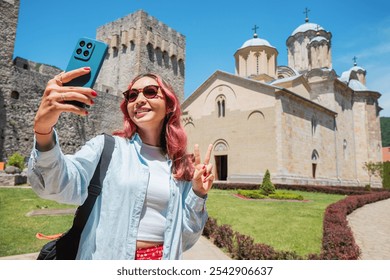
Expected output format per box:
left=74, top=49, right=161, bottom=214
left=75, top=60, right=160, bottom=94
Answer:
left=37, top=134, right=115, bottom=260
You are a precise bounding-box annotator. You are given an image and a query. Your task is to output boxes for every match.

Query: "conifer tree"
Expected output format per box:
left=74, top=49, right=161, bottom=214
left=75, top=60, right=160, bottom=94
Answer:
left=260, top=169, right=275, bottom=195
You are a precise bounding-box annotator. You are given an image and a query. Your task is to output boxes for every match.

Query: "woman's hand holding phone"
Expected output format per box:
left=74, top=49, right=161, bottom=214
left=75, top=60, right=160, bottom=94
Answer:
left=33, top=68, right=97, bottom=151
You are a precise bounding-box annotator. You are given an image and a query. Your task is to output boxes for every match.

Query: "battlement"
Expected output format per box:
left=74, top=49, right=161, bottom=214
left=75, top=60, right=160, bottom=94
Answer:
left=95, top=10, right=185, bottom=102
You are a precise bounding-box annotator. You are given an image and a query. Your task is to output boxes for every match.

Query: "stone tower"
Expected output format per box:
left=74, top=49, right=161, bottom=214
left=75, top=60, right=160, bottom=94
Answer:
left=0, top=0, right=20, bottom=161
left=95, top=10, right=186, bottom=103
left=286, top=16, right=332, bottom=73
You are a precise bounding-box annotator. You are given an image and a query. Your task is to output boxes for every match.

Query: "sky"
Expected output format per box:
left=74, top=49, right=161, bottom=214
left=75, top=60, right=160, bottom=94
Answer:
left=13, top=0, right=390, bottom=116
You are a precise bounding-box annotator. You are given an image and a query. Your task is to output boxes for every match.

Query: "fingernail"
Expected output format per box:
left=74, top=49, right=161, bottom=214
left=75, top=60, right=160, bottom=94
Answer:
left=202, top=165, right=206, bottom=170
left=90, top=100, right=95, bottom=105
left=203, top=172, right=208, bottom=176
left=85, top=111, right=89, bottom=115
left=84, top=67, right=91, bottom=70
left=91, top=91, right=97, bottom=97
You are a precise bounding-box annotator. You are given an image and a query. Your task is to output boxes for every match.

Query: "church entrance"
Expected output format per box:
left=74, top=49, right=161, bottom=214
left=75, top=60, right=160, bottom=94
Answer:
left=215, top=155, right=228, bottom=181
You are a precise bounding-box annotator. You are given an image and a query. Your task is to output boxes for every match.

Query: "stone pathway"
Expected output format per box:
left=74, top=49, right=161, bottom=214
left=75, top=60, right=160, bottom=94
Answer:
left=347, top=198, right=390, bottom=260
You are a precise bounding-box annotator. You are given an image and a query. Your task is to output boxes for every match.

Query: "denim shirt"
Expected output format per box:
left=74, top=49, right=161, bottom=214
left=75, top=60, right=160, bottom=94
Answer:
left=27, top=131, right=208, bottom=260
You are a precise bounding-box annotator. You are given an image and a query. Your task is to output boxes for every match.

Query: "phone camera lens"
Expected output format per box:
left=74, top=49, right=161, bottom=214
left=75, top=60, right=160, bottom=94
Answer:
left=86, top=43, right=93, bottom=49
left=83, top=50, right=90, bottom=57
left=79, top=41, right=85, bottom=47
left=76, top=48, right=82, bottom=55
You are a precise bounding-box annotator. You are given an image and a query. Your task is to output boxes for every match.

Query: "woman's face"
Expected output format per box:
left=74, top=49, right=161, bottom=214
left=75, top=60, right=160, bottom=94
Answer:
left=126, top=76, right=167, bottom=133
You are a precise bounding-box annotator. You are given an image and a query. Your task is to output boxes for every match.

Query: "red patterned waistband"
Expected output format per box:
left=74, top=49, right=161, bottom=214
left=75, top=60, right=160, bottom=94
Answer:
left=135, top=244, right=163, bottom=260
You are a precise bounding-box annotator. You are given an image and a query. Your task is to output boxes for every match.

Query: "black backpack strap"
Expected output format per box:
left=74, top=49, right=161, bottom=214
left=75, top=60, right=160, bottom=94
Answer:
left=72, top=134, right=115, bottom=230
left=56, top=134, right=115, bottom=259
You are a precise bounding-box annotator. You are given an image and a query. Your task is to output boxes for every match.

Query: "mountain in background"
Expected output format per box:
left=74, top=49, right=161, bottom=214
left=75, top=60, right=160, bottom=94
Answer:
left=380, top=117, right=390, bottom=147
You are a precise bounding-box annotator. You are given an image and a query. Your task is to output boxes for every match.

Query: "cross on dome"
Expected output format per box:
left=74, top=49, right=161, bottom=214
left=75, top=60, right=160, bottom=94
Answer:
left=303, top=7, right=310, bottom=22
left=252, top=24, right=259, bottom=38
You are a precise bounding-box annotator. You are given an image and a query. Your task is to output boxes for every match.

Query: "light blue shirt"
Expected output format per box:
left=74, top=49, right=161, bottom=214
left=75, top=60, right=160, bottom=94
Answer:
left=27, top=131, right=208, bottom=260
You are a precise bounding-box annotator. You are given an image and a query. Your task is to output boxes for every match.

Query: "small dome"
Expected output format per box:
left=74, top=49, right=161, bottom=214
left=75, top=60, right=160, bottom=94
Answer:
left=291, top=22, right=324, bottom=36
left=310, top=36, right=328, bottom=44
left=350, top=65, right=366, bottom=72
left=239, top=35, right=274, bottom=49
left=348, top=79, right=368, bottom=91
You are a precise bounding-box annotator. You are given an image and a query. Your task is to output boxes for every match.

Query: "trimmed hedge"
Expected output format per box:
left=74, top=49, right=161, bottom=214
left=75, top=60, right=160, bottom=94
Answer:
left=204, top=184, right=390, bottom=260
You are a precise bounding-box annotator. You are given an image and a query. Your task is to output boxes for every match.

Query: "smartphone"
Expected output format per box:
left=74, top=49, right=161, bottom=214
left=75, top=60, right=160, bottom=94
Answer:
left=64, top=37, right=108, bottom=108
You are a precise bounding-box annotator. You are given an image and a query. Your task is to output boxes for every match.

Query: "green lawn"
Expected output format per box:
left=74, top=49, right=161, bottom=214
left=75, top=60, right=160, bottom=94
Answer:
left=205, top=189, right=344, bottom=257
left=0, top=187, right=75, bottom=257
left=0, top=187, right=344, bottom=258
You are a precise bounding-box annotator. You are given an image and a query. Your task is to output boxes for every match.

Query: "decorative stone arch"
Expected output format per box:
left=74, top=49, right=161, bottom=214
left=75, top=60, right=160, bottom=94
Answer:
left=213, top=139, right=229, bottom=181
left=247, top=110, right=265, bottom=120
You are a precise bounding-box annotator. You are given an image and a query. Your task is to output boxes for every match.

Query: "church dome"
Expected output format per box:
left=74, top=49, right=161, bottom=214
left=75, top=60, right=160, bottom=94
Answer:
left=291, top=22, right=324, bottom=36
left=239, top=34, right=274, bottom=49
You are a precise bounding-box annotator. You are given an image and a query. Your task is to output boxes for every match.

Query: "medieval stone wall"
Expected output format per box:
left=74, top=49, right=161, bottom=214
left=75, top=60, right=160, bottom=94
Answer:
left=1, top=60, right=123, bottom=161
left=0, top=0, right=20, bottom=161
left=95, top=10, right=186, bottom=103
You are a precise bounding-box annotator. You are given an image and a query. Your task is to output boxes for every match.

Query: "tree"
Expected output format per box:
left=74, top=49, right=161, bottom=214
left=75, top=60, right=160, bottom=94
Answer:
left=363, top=161, right=383, bottom=187
left=260, top=169, right=275, bottom=195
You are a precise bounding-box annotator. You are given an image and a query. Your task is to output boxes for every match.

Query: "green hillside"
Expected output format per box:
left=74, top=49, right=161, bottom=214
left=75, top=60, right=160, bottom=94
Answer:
left=380, top=117, right=390, bottom=147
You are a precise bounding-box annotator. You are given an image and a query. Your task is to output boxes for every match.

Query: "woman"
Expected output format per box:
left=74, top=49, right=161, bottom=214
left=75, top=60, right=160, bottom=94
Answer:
left=28, top=67, right=214, bottom=260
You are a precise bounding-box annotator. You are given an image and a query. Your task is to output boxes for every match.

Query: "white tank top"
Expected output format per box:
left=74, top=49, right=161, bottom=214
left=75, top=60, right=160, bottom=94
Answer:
left=137, top=143, right=170, bottom=242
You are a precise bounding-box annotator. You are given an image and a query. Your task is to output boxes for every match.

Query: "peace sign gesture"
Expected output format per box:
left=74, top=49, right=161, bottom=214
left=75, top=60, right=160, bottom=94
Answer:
left=192, top=144, right=214, bottom=197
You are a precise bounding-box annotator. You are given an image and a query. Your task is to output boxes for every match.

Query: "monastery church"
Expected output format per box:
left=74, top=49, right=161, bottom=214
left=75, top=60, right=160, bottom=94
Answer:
left=0, top=1, right=382, bottom=187
left=182, top=17, right=382, bottom=187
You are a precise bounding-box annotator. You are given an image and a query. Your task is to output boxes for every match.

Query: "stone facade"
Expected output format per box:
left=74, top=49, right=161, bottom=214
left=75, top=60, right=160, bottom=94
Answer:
left=95, top=10, right=186, bottom=103
left=182, top=19, right=382, bottom=188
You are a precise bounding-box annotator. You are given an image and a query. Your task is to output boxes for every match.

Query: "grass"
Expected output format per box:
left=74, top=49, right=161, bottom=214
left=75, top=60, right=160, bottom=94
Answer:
left=0, top=187, right=344, bottom=258
left=0, top=187, right=75, bottom=257
left=206, top=189, right=344, bottom=257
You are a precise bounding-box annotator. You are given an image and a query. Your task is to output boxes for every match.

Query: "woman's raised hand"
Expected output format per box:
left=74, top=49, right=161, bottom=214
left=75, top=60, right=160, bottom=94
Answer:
left=192, top=144, right=214, bottom=197
left=33, top=67, right=97, bottom=150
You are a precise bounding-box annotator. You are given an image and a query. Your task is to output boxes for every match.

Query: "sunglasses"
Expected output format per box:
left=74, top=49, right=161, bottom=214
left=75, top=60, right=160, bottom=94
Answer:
left=122, top=85, right=161, bottom=102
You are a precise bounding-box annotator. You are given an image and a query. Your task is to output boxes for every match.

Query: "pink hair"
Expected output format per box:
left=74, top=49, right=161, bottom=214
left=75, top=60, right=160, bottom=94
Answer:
left=113, top=73, right=194, bottom=181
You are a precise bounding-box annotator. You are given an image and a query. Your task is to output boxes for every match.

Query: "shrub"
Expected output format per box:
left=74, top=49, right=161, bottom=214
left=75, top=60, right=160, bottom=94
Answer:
left=234, top=232, right=256, bottom=260
left=7, top=152, right=25, bottom=170
left=213, top=224, right=234, bottom=253
left=203, top=217, right=218, bottom=239
left=382, top=161, right=390, bottom=189
left=260, top=169, right=275, bottom=195
left=237, top=190, right=267, bottom=199
left=268, top=191, right=304, bottom=200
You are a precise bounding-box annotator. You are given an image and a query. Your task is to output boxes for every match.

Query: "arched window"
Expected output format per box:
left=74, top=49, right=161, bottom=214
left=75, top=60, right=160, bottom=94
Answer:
left=216, top=95, right=226, bottom=118
left=147, top=43, right=155, bottom=62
